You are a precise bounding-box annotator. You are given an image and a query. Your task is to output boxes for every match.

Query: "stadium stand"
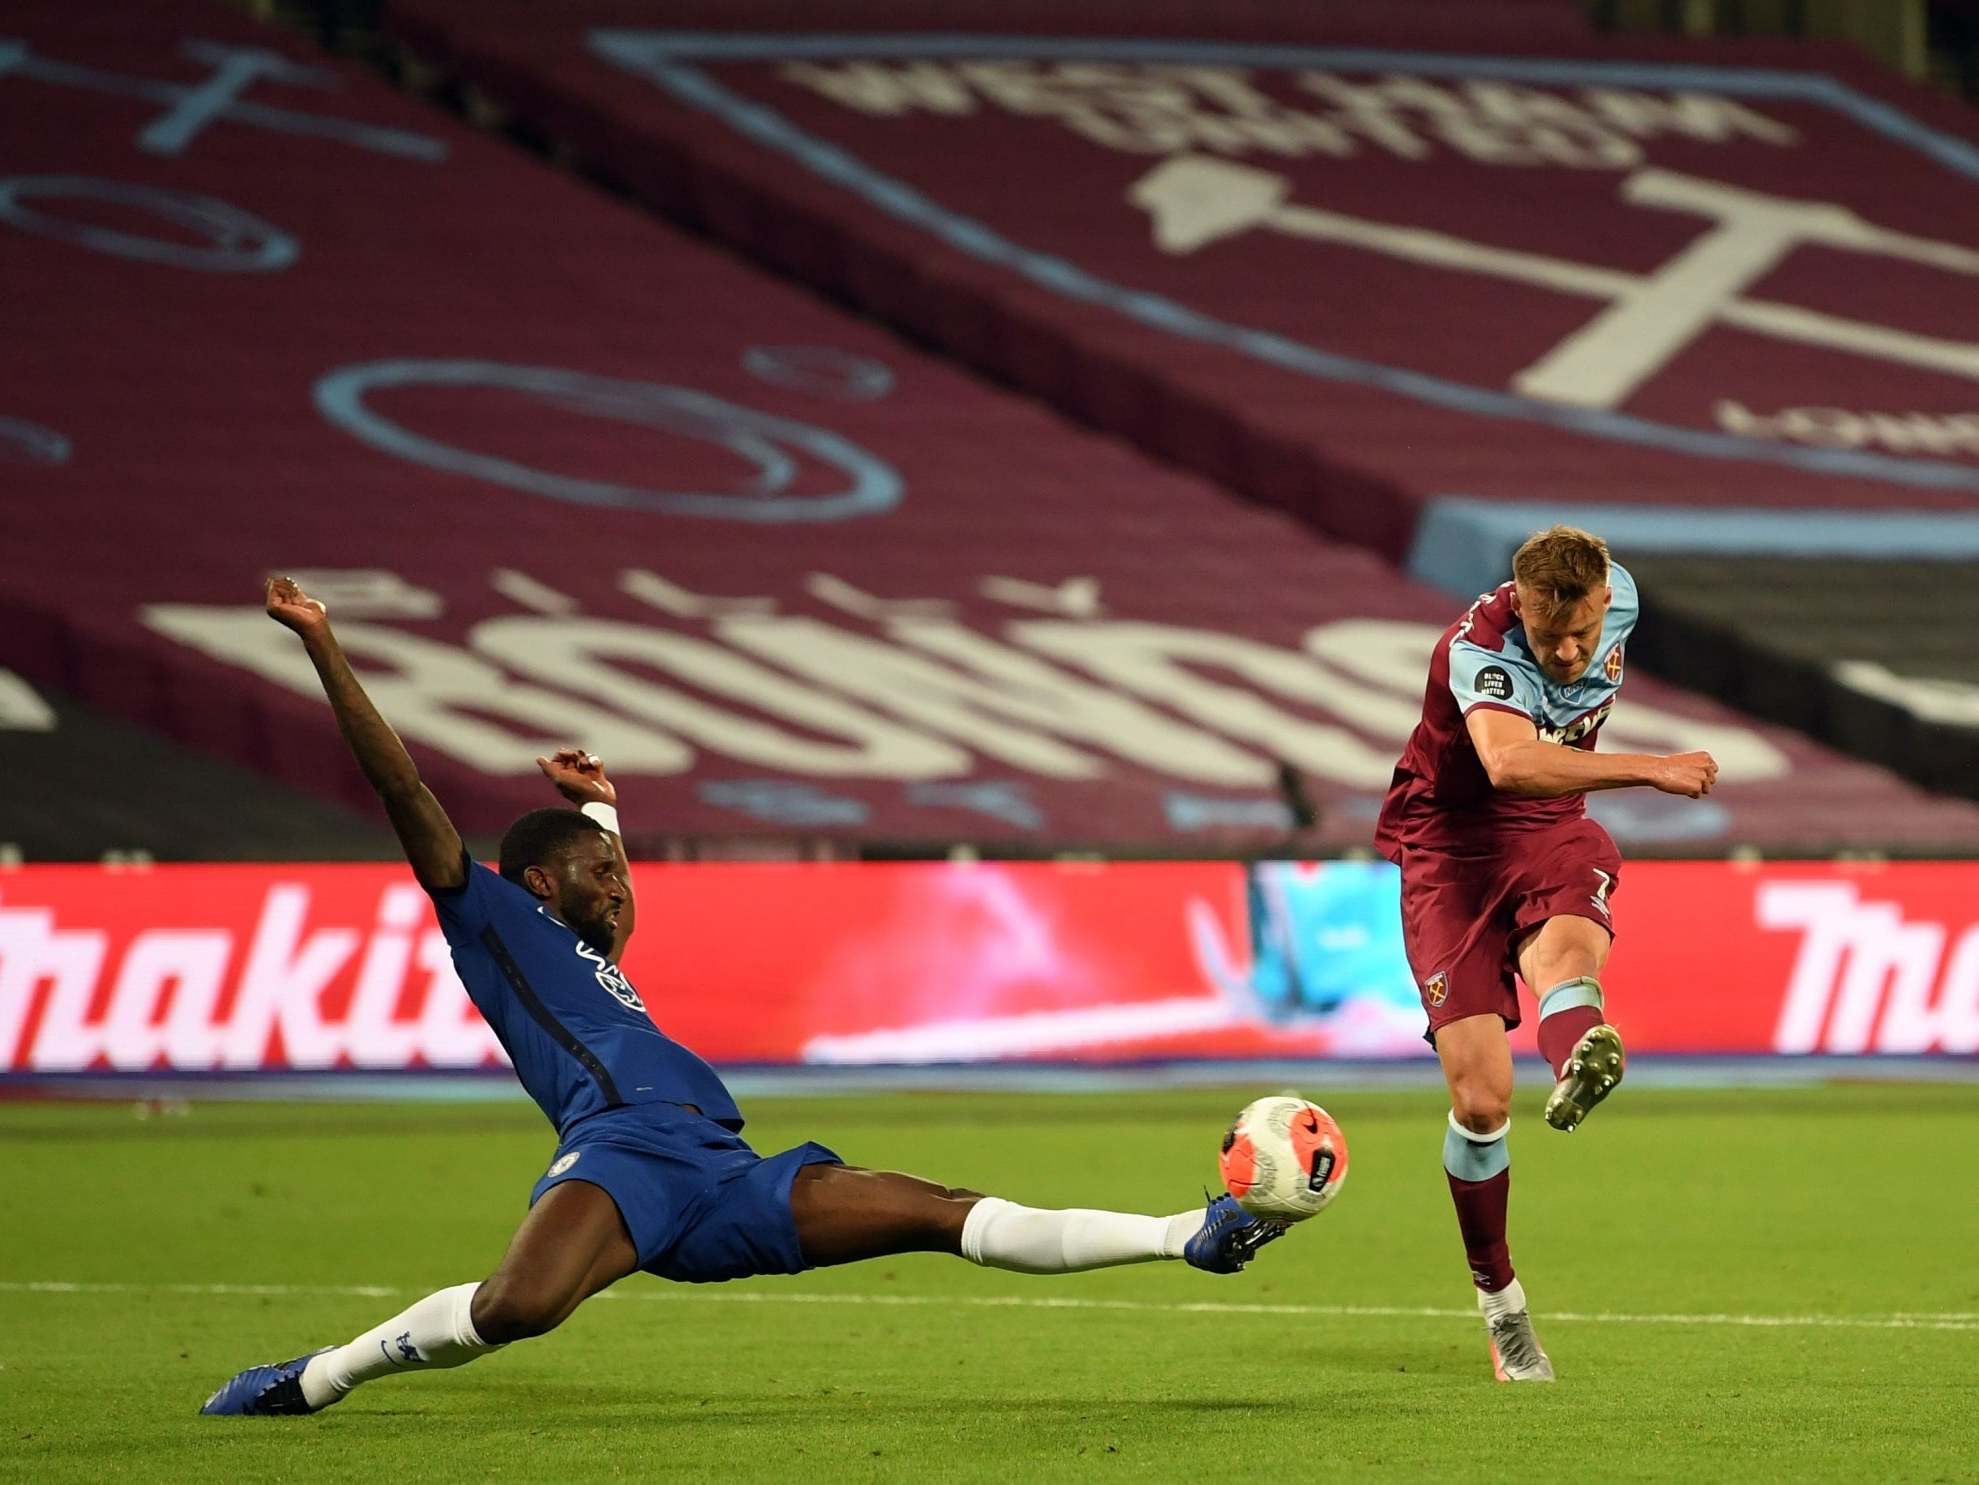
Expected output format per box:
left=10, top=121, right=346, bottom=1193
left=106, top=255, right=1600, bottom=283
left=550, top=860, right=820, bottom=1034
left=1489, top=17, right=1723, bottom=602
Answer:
left=0, top=679, right=395, bottom=862
left=2, top=0, right=1974, bottom=860
left=374, top=0, right=1979, bottom=801
left=1626, top=554, right=1979, bottom=799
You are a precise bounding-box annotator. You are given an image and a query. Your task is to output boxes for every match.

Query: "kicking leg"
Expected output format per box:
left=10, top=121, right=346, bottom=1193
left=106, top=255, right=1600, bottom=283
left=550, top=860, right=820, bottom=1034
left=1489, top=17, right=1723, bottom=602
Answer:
left=202, top=1179, right=636, bottom=1416
left=1436, top=1012, right=1551, bottom=1381
left=1517, top=913, right=1624, bottom=1132
left=787, top=1164, right=1282, bottom=1275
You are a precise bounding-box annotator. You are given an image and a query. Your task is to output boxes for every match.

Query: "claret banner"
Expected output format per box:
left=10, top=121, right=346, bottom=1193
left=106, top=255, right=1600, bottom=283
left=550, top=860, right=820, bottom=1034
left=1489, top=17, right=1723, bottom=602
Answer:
left=3, top=859, right=1975, bottom=1075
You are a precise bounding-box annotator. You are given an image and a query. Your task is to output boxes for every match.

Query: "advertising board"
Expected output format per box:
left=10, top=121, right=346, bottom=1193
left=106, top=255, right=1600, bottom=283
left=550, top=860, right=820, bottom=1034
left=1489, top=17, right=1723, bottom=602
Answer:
left=5, top=859, right=1973, bottom=1074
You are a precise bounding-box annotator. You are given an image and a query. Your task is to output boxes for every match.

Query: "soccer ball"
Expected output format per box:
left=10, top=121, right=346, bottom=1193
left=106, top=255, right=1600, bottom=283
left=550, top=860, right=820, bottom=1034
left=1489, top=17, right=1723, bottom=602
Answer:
left=1219, top=1095, right=1349, bottom=1222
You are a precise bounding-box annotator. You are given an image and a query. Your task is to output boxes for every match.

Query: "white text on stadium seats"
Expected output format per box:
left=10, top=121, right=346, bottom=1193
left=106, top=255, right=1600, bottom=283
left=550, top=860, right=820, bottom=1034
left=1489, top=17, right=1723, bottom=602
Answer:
left=1132, top=161, right=1979, bottom=412
left=141, top=586, right=1785, bottom=791
left=778, top=63, right=1796, bottom=166
left=1716, top=402, right=1979, bottom=459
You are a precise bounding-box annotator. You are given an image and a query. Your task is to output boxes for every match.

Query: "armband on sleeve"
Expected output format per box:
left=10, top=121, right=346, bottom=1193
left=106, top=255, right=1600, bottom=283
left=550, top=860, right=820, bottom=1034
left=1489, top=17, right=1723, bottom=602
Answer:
left=580, top=802, right=621, bottom=836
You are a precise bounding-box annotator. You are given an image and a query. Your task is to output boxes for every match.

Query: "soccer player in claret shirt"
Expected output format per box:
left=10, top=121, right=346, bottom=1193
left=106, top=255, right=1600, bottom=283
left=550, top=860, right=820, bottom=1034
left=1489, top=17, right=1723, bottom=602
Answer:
left=201, top=577, right=1289, bottom=1418
left=1374, top=527, right=1718, bottom=1382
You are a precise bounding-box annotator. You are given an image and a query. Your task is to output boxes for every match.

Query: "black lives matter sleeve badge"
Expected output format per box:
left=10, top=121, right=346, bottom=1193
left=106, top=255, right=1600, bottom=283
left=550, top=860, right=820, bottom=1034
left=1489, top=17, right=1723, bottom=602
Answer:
left=1475, top=665, right=1514, bottom=700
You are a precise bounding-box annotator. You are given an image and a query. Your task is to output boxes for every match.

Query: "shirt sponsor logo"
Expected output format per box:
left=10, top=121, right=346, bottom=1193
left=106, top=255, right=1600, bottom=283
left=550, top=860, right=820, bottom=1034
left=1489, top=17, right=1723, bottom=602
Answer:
left=575, top=939, right=647, bottom=1013
left=1538, top=697, right=1616, bottom=746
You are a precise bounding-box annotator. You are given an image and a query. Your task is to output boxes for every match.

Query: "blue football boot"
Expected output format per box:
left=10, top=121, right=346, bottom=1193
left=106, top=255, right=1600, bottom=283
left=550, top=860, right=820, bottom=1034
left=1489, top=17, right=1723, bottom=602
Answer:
left=1184, top=1194, right=1289, bottom=1274
left=200, top=1348, right=331, bottom=1416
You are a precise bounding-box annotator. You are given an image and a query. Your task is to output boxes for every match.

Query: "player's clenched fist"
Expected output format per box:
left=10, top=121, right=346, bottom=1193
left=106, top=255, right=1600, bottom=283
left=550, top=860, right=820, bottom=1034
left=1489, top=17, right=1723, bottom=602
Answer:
left=264, top=575, right=328, bottom=635
left=1652, top=750, right=1718, bottom=798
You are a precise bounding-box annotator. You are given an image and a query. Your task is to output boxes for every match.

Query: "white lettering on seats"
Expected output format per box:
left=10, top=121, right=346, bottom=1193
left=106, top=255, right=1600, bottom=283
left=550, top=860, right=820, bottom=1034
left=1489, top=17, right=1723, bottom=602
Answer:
left=469, top=615, right=965, bottom=779
left=143, top=596, right=1792, bottom=790
left=722, top=615, right=1268, bottom=784
left=1009, top=620, right=1400, bottom=789
left=775, top=61, right=1795, bottom=165
left=141, top=606, right=690, bottom=775
left=1130, top=158, right=1979, bottom=411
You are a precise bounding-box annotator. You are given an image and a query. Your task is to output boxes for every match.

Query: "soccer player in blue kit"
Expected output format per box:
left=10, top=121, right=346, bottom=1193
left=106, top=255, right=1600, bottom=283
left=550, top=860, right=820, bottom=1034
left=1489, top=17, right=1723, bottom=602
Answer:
left=202, top=578, right=1287, bottom=1417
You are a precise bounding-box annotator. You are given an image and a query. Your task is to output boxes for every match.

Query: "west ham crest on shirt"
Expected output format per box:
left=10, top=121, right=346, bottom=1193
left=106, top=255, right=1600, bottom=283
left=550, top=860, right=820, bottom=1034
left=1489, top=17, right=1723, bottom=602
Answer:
left=1604, top=645, right=1625, bottom=683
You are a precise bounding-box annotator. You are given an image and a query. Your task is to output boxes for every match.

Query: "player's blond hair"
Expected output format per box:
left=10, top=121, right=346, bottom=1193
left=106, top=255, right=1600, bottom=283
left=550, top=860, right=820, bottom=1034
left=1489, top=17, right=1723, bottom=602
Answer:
left=1512, top=526, right=1611, bottom=620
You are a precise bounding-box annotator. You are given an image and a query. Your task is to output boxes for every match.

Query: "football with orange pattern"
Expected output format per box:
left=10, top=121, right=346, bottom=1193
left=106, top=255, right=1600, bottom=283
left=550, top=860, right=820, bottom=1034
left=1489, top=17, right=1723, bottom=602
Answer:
left=1218, top=1095, right=1349, bottom=1221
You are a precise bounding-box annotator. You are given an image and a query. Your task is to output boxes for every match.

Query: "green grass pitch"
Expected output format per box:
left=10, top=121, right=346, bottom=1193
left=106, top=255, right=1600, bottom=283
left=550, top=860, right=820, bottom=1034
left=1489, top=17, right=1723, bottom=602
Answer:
left=4, top=1083, right=1977, bottom=1483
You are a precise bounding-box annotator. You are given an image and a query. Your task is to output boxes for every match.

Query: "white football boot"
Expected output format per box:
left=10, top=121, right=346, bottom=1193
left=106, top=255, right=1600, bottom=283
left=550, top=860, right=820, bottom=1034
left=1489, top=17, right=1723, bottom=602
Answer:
left=1481, top=1282, right=1556, bottom=1382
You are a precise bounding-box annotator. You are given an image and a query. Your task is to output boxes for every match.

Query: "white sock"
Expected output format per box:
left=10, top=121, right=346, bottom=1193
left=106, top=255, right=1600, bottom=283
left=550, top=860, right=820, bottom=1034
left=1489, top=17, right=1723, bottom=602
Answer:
left=959, top=1197, right=1203, bottom=1273
left=1477, top=1277, right=1529, bottom=1323
left=298, top=1282, right=500, bottom=1410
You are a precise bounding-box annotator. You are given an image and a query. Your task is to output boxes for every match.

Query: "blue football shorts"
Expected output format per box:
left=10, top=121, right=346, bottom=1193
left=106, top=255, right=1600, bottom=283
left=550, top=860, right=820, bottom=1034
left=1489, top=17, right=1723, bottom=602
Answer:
left=529, top=1103, right=842, bottom=1283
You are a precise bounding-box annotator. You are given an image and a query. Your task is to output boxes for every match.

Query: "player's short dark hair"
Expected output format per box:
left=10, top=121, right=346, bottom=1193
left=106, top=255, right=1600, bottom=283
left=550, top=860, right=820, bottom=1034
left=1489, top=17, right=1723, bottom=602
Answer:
left=1513, top=525, right=1611, bottom=620
left=498, top=808, right=605, bottom=886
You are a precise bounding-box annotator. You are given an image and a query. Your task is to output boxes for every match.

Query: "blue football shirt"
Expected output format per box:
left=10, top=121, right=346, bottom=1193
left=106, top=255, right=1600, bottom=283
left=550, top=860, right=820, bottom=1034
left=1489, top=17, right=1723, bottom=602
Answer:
left=427, top=854, right=742, bottom=1135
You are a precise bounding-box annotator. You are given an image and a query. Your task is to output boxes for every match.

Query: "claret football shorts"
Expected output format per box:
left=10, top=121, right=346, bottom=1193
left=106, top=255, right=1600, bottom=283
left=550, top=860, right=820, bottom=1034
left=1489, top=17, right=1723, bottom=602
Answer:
left=1397, top=815, right=1621, bottom=1043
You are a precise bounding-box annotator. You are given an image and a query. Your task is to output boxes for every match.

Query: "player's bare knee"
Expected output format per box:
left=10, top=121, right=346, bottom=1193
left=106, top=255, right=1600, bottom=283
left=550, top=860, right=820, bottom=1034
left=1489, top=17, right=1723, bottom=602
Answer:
left=942, top=1189, right=983, bottom=1239
left=470, top=1275, right=569, bottom=1344
left=1529, top=952, right=1597, bottom=989
left=1522, top=918, right=1610, bottom=989
left=916, top=1190, right=981, bottom=1251
left=1450, top=1087, right=1510, bottom=1134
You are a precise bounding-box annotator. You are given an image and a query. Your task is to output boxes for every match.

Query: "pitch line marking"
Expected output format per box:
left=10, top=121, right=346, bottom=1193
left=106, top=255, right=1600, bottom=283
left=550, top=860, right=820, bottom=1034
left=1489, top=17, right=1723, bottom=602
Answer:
left=4, top=1280, right=1976, bottom=1332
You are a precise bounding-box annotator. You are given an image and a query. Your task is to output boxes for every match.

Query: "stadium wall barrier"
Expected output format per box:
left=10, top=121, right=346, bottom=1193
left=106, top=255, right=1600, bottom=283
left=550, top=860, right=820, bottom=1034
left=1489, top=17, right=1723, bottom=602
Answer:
left=2, top=860, right=1976, bottom=1073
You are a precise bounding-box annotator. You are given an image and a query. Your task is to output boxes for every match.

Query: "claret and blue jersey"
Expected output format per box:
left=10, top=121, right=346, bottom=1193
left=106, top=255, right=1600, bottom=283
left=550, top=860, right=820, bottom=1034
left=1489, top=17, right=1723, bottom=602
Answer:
left=425, top=854, right=742, bottom=1136
left=1448, top=562, right=1638, bottom=742
left=1375, top=563, right=1639, bottom=859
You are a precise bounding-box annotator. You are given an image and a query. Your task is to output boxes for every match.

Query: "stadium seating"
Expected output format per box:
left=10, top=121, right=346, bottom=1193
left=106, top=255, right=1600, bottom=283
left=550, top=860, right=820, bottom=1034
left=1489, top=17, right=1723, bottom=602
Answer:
left=375, top=0, right=1979, bottom=800
left=3, top=0, right=1975, bottom=857
left=8, top=12, right=1979, bottom=1473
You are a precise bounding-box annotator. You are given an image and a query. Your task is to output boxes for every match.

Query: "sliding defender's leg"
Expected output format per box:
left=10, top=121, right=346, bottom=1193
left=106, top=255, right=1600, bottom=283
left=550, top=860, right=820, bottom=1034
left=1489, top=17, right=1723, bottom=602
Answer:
left=201, top=1179, right=636, bottom=1417
left=785, top=1163, right=1286, bottom=1276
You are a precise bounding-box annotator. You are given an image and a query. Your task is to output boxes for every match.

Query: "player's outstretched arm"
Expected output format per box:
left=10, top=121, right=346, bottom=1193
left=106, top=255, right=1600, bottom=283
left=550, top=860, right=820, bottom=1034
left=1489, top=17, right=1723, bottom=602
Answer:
left=264, top=576, right=466, bottom=892
left=1466, top=708, right=1718, bottom=800
left=537, top=748, right=635, bottom=959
